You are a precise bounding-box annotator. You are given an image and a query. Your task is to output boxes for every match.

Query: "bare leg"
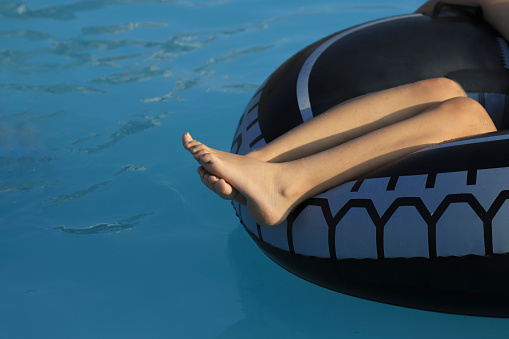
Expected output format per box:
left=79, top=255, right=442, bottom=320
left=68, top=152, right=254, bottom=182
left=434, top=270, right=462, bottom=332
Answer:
left=248, top=78, right=466, bottom=163
left=185, top=78, right=466, bottom=203
left=184, top=97, right=496, bottom=226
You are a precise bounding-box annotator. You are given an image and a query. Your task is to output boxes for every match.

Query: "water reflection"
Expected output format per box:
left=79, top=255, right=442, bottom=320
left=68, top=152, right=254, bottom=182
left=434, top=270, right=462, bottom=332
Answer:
left=1, top=1, right=292, bottom=88
left=75, top=114, right=167, bottom=153
left=0, top=83, right=105, bottom=94
left=0, top=0, right=229, bottom=21
left=0, top=180, right=52, bottom=194
left=0, top=30, right=52, bottom=40
left=46, top=180, right=112, bottom=207
left=90, top=65, right=172, bottom=85
left=44, top=163, right=148, bottom=207
left=140, top=78, right=198, bottom=102
left=53, top=212, right=153, bottom=234
left=113, top=164, right=146, bottom=176
left=82, top=22, right=168, bottom=35
left=221, top=226, right=357, bottom=338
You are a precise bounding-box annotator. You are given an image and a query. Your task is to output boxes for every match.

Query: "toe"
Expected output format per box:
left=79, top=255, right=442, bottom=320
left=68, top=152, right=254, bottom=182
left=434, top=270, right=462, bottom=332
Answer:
left=193, top=149, right=208, bottom=161
left=187, top=141, right=202, bottom=152
left=182, top=132, right=193, bottom=147
left=215, top=178, right=233, bottom=196
left=200, top=174, right=213, bottom=191
left=203, top=175, right=215, bottom=191
left=197, top=166, right=207, bottom=179
left=199, top=152, right=213, bottom=164
left=190, top=143, right=209, bottom=155
left=189, top=146, right=201, bottom=155
left=198, top=167, right=216, bottom=191
left=207, top=174, right=219, bottom=184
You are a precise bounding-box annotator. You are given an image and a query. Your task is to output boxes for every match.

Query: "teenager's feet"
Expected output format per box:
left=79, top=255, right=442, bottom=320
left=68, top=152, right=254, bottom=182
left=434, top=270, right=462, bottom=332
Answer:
left=182, top=132, right=298, bottom=226
left=183, top=133, right=247, bottom=204
left=197, top=166, right=247, bottom=205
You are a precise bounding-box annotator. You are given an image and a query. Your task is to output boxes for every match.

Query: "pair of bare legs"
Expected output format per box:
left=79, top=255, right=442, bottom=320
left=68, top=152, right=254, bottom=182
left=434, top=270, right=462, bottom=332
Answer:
left=183, top=78, right=497, bottom=226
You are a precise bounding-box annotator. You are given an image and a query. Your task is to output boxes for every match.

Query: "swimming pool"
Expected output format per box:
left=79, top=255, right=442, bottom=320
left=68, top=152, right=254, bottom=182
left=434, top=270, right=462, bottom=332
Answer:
left=2, top=0, right=509, bottom=337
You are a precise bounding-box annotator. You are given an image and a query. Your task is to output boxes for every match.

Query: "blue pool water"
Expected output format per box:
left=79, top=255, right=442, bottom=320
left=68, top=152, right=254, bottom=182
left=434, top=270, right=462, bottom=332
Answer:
left=2, top=0, right=509, bottom=337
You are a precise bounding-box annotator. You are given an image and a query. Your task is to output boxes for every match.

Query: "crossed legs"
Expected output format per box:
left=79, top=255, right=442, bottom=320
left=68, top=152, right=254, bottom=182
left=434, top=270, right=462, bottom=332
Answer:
left=183, top=78, right=496, bottom=226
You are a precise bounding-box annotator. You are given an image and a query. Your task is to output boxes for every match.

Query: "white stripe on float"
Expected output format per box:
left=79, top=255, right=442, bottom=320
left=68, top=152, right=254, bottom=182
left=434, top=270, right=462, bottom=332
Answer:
left=296, top=14, right=423, bottom=122
left=497, top=37, right=509, bottom=69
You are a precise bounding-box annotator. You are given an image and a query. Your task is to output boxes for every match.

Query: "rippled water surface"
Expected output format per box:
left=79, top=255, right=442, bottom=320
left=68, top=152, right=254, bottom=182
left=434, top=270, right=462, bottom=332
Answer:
left=3, top=0, right=509, bottom=338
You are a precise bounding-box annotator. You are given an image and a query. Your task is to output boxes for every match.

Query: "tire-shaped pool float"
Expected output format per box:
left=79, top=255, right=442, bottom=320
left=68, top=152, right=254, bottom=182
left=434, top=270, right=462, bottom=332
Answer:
left=230, top=3, right=509, bottom=317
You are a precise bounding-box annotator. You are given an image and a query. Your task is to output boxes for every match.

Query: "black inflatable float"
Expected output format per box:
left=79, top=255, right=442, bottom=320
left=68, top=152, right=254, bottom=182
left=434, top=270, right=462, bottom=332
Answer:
left=230, top=2, right=509, bottom=316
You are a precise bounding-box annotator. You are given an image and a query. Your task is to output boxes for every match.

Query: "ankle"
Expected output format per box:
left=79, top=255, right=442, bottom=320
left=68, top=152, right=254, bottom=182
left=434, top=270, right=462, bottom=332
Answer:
left=275, top=163, right=305, bottom=202
left=246, top=147, right=273, bottom=162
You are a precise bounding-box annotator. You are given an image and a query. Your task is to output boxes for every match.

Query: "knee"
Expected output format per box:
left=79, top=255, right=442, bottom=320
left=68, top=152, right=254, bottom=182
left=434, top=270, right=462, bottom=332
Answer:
left=439, top=97, right=496, bottom=134
left=414, top=77, right=467, bottom=101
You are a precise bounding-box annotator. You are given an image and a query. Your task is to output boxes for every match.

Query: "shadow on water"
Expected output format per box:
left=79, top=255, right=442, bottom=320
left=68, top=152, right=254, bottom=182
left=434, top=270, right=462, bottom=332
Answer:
left=222, top=222, right=509, bottom=338
left=220, top=226, right=371, bottom=338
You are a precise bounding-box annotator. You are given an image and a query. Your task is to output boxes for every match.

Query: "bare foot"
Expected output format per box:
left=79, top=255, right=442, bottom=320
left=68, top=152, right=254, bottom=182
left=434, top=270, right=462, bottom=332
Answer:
left=183, top=133, right=246, bottom=205
left=182, top=132, right=298, bottom=226
left=182, top=133, right=274, bottom=205
left=197, top=166, right=247, bottom=205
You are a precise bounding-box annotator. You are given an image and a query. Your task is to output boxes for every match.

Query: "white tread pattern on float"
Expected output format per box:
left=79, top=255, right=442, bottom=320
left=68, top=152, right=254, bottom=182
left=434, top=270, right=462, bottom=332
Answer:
left=235, top=166, right=509, bottom=260
left=497, top=37, right=509, bottom=69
